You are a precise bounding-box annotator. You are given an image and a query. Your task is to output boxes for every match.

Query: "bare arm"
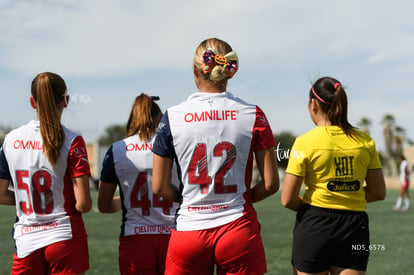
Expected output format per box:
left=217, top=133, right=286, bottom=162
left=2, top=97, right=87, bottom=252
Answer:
left=98, top=181, right=121, bottom=213
left=364, top=169, right=386, bottom=202
left=251, top=147, right=279, bottom=203
left=152, top=154, right=180, bottom=203
left=0, top=179, right=15, bottom=205
left=281, top=173, right=304, bottom=211
left=73, top=175, right=92, bottom=213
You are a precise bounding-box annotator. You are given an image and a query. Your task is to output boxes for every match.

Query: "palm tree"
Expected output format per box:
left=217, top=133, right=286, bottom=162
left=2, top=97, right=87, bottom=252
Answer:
left=394, top=126, right=406, bottom=155
left=358, top=117, right=372, bottom=134
left=382, top=114, right=395, bottom=176
left=382, top=114, right=395, bottom=159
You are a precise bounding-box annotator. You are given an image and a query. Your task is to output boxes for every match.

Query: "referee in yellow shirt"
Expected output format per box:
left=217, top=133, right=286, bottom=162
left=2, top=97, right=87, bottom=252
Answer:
left=282, top=76, right=386, bottom=275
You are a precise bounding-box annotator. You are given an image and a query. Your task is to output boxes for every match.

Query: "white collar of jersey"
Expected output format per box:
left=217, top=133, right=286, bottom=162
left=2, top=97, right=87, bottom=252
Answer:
left=29, top=120, right=40, bottom=129
left=187, top=91, right=233, bottom=101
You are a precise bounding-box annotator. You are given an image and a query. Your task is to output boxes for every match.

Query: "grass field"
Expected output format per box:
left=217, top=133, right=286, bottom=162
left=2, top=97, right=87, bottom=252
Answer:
left=1, top=188, right=413, bottom=274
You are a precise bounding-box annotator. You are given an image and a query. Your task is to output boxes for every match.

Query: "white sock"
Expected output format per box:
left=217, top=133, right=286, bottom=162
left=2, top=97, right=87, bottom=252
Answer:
left=404, top=198, right=410, bottom=209
left=395, top=197, right=402, bottom=208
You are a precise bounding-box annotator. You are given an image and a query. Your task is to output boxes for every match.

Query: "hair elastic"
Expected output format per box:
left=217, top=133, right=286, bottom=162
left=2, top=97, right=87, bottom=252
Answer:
left=56, top=89, right=68, bottom=107
left=334, top=83, right=341, bottom=89
left=312, top=87, right=332, bottom=104
left=201, top=49, right=238, bottom=78
left=202, top=48, right=216, bottom=74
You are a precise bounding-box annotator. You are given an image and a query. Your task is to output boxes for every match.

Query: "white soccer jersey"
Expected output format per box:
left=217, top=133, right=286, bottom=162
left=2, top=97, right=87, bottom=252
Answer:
left=100, top=134, right=179, bottom=237
left=0, top=120, right=90, bottom=258
left=152, top=92, right=275, bottom=231
left=400, top=159, right=410, bottom=183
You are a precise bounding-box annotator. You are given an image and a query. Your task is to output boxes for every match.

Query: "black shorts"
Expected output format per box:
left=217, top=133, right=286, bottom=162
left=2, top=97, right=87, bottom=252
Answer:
left=292, top=204, right=370, bottom=273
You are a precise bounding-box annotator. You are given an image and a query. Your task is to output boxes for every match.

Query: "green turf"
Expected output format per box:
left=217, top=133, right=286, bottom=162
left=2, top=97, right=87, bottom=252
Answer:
left=0, top=189, right=413, bottom=274
left=255, top=188, right=414, bottom=274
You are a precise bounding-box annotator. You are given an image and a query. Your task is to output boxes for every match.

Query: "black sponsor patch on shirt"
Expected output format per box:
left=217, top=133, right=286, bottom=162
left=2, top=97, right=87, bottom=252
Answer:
left=327, top=180, right=360, bottom=192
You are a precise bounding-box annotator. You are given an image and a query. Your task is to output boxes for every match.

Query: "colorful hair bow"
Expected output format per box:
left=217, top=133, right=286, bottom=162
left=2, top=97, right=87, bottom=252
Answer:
left=201, top=48, right=238, bottom=78
left=202, top=48, right=216, bottom=74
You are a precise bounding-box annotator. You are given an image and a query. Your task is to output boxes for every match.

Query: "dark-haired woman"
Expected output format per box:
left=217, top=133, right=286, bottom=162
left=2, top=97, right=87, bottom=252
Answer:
left=0, top=72, right=92, bottom=275
left=281, top=77, right=386, bottom=275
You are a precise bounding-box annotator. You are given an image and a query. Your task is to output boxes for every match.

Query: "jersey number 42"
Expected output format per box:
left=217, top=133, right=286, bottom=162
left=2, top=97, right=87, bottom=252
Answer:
left=188, top=142, right=238, bottom=194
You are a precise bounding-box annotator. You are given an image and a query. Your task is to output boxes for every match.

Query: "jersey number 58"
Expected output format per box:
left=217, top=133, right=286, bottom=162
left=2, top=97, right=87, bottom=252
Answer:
left=16, top=170, right=53, bottom=215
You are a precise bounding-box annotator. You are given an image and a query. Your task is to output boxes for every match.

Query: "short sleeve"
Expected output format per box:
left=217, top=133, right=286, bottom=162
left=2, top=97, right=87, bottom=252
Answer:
left=100, top=145, right=119, bottom=184
left=0, top=146, right=11, bottom=180
left=69, top=136, right=91, bottom=178
left=285, top=137, right=307, bottom=177
left=367, top=140, right=382, bottom=170
left=253, top=106, right=276, bottom=151
left=152, top=111, right=176, bottom=158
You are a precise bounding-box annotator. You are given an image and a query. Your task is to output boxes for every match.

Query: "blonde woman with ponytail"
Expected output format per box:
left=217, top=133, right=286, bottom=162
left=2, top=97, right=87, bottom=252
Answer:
left=282, top=76, right=386, bottom=275
left=98, top=93, right=179, bottom=275
left=0, top=72, right=92, bottom=274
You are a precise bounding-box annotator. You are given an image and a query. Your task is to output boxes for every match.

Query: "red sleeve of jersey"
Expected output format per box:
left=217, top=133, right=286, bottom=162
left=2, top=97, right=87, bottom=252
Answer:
left=69, top=136, right=91, bottom=178
left=253, top=106, right=276, bottom=151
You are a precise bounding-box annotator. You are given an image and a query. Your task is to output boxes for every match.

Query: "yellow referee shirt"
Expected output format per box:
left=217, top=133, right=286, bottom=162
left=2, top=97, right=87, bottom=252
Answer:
left=286, top=126, right=382, bottom=211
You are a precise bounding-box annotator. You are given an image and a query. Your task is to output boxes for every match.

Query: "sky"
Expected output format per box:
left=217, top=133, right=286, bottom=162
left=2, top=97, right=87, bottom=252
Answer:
left=1, top=0, right=413, bottom=153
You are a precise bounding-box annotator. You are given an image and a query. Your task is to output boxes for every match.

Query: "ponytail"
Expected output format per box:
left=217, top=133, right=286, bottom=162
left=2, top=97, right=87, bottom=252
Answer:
left=31, top=72, right=67, bottom=166
left=310, top=77, right=358, bottom=138
left=126, top=93, right=162, bottom=142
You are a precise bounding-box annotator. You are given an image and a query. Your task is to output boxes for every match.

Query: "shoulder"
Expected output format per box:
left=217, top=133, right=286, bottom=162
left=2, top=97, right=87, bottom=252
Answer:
left=112, top=135, right=147, bottom=152
left=116, top=135, right=137, bottom=146
left=291, top=127, right=334, bottom=152
left=62, top=126, right=82, bottom=142
left=351, top=129, right=378, bottom=148
left=354, top=129, right=373, bottom=140
left=5, top=121, right=36, bottom=137
left=226, top=91, right=255, bottom=105
left=2, top=121, right=39, bottom=150
left=62, top=128, right=88, bottom=156
left=295, top=127, right=322, bottom=143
